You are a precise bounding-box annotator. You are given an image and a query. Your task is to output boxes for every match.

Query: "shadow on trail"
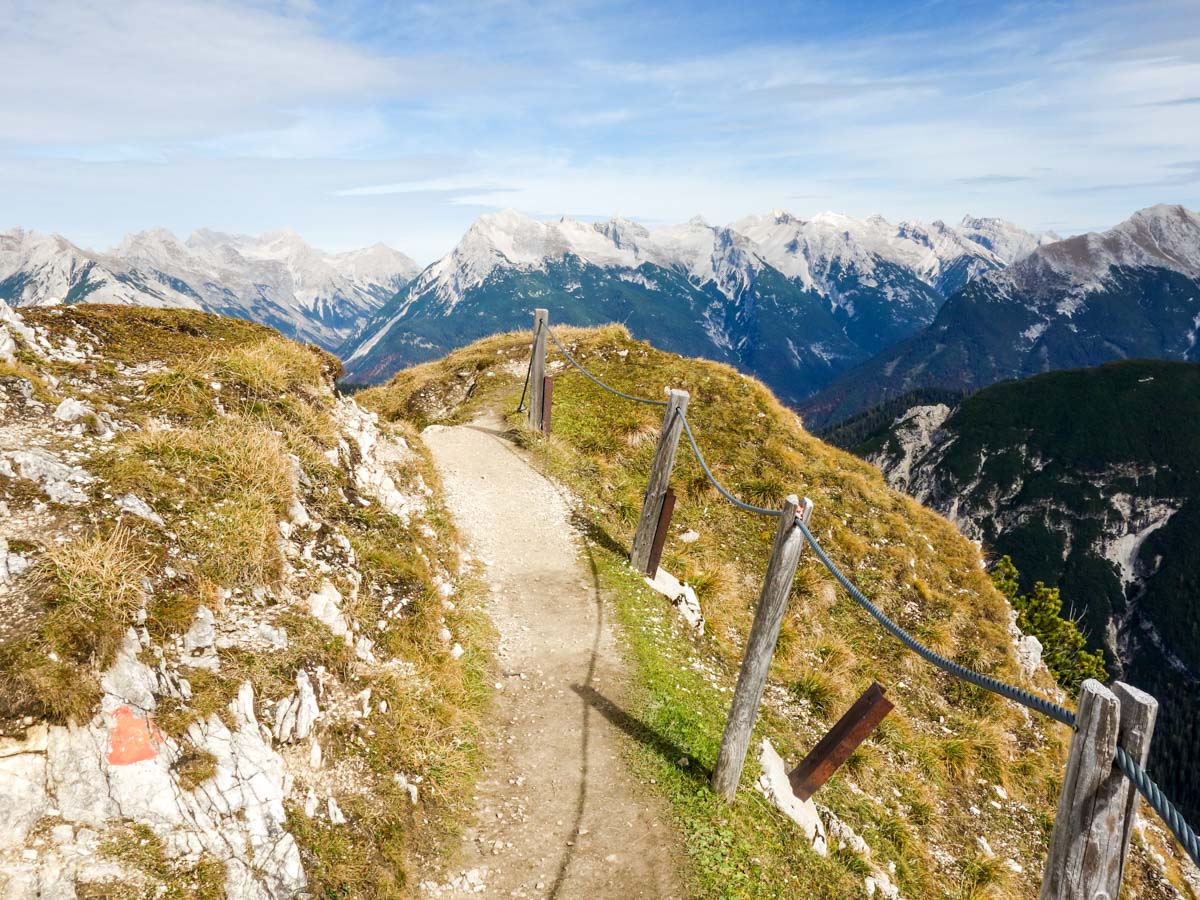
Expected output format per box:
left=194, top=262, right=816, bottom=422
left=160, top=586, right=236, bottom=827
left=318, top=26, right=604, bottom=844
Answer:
left=547, top=536, right=606, bottom=899
left=570, top=683, right=711, bottom=784
left=569, top=510, right=629, bottom=560
left=462, top=420, right=512, bottom=439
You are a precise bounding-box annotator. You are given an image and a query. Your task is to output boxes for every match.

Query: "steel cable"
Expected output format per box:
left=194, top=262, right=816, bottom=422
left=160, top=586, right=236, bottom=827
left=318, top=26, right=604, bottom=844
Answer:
left=677, top=410, right=783, bottom=518
left=794, top=517, right=1077, bottom=728
left=1115, top=746, right=1200, bottom=867
left=515, top=320, right=541, bottom=413
left=545, top=327, right=668, bottom=407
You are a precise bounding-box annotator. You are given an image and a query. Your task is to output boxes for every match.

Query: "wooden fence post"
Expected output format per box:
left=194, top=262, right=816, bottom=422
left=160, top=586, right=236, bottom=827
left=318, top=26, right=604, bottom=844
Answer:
left=527, top=309, right=549, bottom=432
left=1039, top=679, right=1157, bottom=899
left=711, top=495, right=813, bottom=801
left=1111, top=682, right=1157, bottom=888
left=630, top=389, right=689, bottom=574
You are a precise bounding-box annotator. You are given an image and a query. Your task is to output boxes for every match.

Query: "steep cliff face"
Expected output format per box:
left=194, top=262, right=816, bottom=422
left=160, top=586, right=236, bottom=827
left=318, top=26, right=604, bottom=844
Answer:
left=858, top=359, right=1200, bottom=823
left=0, top=304, right=485, bottom=897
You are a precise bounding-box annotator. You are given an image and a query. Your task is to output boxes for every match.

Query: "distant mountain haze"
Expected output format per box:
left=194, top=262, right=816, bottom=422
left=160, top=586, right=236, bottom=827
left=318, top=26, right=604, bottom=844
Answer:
left=0, top=226, right=420, bottom=352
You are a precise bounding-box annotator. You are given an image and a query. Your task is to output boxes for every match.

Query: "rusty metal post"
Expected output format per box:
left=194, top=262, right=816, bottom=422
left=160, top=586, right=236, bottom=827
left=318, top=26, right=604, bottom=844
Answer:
left=645, top=487, right=676, bottom=576
left=789, top=682, right=894, bottom=802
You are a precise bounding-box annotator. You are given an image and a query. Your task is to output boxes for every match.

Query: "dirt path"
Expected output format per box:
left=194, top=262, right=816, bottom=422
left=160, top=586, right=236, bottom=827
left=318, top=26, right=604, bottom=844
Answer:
left=420, top=416, right=685, bottom=899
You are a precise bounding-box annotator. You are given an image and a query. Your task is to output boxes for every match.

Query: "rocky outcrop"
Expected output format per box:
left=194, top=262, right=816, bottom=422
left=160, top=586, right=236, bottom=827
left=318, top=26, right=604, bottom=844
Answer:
left=0, top=632, right=305, bottom=899
left=0, top=306, right=459, bottom=897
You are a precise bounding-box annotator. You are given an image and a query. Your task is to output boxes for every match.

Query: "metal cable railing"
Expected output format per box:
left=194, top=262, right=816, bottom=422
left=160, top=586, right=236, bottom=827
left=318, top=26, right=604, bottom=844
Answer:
left=515, top=320, right=541, bottom=413
left=545, top=326, right=668, bottom=407
left=678, top=409, right=782, bottom=518
left=1115, top=746, right=1200, bottom=867
left=794, top=517, right=1076, bottom=727
left=797, top=516, right=1199, bottom=868
left=525, top=325, right=1200, bottom=870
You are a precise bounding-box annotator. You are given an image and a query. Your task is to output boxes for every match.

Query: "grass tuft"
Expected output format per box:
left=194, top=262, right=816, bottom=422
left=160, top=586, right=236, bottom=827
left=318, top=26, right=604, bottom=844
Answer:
left=0, top=525, right=148, bottom=723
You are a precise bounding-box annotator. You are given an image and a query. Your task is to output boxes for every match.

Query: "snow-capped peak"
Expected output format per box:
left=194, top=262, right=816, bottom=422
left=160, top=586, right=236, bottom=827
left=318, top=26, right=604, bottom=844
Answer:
left=957, top=215, right=1060, bottom=265
left=2, top=225, right=419, bottom=350
left=413, top=206, right=1058, bottom=313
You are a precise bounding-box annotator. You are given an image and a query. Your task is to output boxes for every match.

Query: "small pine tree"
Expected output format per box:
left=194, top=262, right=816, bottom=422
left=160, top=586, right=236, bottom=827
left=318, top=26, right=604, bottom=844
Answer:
left=990, top=557, right=1108, bottom=695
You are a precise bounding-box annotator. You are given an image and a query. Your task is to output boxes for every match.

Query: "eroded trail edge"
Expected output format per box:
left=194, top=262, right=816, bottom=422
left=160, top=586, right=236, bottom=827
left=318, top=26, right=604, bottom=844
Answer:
left=420, top=417, right=683, bottom=899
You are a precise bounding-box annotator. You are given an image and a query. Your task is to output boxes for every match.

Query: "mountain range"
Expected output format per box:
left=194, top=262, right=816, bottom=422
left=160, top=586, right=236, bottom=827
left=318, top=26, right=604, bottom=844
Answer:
left=340, top=209, right=1054, bottom=392
left=0, top=226, right=420, bottom=351
left=803, top=204, right=1200, bottom=428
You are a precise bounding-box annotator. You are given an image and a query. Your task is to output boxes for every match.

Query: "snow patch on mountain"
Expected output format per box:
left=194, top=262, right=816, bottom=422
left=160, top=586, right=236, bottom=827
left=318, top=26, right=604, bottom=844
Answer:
left=1003, top=204, right=1200, bottom=295
left=0, top=227, right=419, bottom=351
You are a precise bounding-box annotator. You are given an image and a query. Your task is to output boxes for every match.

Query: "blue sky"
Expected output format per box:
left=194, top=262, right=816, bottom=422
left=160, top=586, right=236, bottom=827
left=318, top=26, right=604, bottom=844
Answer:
left=2, top=0, right=1198, bottom=261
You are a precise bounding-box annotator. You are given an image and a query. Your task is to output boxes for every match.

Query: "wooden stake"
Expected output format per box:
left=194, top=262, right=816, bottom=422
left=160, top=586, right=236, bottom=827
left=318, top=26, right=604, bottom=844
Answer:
left=1111, top=682, right=1158, bottom=888
left=711, top=496, right=813, bottom=801
left=631, top=389, right=688, bottom=573
left=527, top=309, right=548, bottom=432
left=1039, top=679, right=1157, bottom=900
left=541, top=375, right=554, bottom=436
left=789, top=682, right=893, bottom=802
left=645, top=487, right=676, bottom=577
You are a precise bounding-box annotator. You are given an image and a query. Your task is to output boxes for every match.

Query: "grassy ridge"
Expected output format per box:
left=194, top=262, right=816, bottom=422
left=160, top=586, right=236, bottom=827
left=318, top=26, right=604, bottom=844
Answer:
left=359, top=325, right=1192, bottom=899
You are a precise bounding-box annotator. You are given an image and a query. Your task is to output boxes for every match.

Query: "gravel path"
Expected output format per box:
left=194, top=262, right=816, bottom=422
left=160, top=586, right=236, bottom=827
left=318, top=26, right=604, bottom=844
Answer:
left=421, top=416, right=684, bottom=899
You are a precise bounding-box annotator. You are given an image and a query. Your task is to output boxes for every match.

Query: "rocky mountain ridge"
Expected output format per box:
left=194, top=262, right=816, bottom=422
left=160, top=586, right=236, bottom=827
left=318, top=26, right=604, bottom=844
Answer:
left=802, top=204, right=1200, bottom=429
left=0, top=226, right=419, bottom=352
left=343, top=208, right=1052, bottom=393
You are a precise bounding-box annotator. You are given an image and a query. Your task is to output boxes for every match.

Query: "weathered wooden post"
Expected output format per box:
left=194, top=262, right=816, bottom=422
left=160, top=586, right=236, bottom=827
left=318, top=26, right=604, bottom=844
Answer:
left=630, top=388, right=689, bottom=574
left=527, top=308, right=549, bottom=432
left=1039, top=679, right=1157, bottom=900
left=712, top=495, right=814, bottom=801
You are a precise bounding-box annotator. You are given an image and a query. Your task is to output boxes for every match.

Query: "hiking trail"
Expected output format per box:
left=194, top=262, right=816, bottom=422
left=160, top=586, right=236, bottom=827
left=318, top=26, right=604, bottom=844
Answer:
left=419, top=414, right=685, bottom=898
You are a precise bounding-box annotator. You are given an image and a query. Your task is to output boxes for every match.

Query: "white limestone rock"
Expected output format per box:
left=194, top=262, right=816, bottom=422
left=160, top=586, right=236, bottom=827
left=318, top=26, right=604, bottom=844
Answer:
left=1015, top=634, right=1043, bottom=678
left=293, top=671, right=319, bottom=741
left=755, top=739, right=826, bottom=856
left=116, top=492, right=165, bottom=526
left=182, top=606, right=217, bottom=656
left=258, top=623, right=288, bottom=650
left=307, top=580, right=350, bottom=640
left=333, top=397, right=424, bottom=523
left=5, top=448, right=94, bottom=504
left=99, top=629, right=157, bottom=714
left=52, top=398, right=92, bottom=423
left=643, top=566, right=705, bottom=633
left=0, top=754, right=49, bottom=851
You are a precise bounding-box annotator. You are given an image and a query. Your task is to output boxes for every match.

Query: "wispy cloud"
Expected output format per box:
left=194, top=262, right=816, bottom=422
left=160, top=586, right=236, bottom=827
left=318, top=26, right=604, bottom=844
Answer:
left=2, top=0, right=1198, bottom=257
left=956, top=175, right=1034, bottom=186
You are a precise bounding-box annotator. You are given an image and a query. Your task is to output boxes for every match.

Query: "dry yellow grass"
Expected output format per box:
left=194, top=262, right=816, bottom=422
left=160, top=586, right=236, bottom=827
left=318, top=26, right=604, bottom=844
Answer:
left=356, top=324, right=1197, bottom=900
left=0, top=525, right=148, bottom=722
